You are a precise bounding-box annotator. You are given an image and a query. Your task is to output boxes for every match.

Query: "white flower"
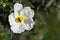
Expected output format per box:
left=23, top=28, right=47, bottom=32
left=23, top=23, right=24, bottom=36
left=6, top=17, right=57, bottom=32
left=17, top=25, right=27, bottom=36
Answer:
left=8, top=3, right=35, bottom=33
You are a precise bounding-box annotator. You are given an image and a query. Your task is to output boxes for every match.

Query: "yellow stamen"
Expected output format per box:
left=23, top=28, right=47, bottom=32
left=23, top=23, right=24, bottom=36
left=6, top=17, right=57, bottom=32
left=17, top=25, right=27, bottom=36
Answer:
left=15, top=15, right=25, bottom=24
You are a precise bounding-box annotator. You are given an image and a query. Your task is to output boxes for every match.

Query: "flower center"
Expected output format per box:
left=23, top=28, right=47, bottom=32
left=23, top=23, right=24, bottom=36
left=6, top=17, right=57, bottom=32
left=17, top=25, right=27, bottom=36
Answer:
left=15, top=15, right=25, bottom=24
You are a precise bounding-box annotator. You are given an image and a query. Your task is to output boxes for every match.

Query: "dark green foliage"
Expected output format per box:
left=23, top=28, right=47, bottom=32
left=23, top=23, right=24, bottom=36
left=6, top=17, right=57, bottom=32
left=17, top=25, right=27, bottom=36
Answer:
left=0, top=0, right=60, bottom=40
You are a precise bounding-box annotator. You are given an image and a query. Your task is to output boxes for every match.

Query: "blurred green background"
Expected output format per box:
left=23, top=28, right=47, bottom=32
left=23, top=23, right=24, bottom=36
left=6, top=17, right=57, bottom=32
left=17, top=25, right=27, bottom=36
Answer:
left=0, top=0, right=60, bottom=40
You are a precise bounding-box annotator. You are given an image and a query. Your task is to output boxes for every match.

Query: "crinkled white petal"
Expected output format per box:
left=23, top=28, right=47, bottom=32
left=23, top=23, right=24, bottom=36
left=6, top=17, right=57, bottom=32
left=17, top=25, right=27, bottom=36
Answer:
left=20, top=7, right=34, bottom=18
left=24, top=18, right=35, bottom=30
left=14, top=3, right=23, bottom=17
left=8, top=13, right=18, bottom=26
left=9, top=13, right=25, bottom=33
left=11, top=24, right=25, bottom=33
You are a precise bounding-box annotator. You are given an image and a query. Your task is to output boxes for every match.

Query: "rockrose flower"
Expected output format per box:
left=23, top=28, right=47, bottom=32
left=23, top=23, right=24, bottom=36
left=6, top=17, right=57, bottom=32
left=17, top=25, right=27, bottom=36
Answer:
left=8, top=3, right=35, bottom=33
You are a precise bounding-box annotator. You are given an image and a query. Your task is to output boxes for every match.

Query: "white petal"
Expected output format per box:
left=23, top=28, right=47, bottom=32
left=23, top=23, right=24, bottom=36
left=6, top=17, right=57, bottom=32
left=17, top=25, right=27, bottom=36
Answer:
left=24, top=18, right=35, bottom=30
left=11, top=24, right=25, bottom=33
left=9, top=13, right=25, bottom=33
left=11, top=25, right=20, bottom=33
left=20, top=7, right=34, bottom=18
left=14, top=3, right=23, bottom=17
left=8, top=13, right=17, bottom=26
